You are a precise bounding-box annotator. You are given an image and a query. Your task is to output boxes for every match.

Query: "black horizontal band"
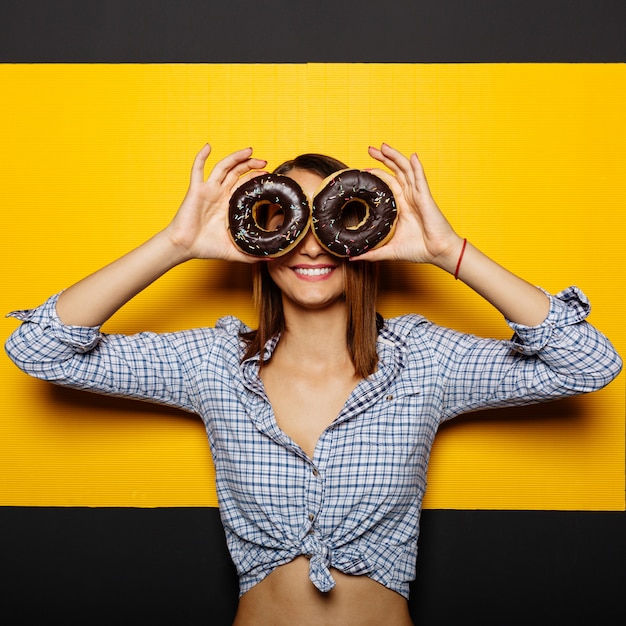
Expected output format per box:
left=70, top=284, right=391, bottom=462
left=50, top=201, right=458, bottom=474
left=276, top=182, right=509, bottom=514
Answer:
left=1, top=0, right=625, bottom=62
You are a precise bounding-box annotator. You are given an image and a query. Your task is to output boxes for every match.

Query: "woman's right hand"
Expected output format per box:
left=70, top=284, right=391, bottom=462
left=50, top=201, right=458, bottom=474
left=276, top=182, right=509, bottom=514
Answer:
left=55, top=145, right=267, bottom=327
left=164, top=144, right=268, bottom=263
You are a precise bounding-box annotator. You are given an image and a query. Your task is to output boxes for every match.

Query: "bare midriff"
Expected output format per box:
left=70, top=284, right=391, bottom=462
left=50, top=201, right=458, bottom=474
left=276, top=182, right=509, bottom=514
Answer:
left=232, top=556, right=413, bottom=626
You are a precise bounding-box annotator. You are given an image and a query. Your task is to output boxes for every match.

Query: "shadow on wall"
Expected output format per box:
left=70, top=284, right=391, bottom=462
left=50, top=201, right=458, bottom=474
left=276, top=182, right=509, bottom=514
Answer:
left=48, top=382, right=197, bottom=422
left=440, top=394, right=585, bottom=429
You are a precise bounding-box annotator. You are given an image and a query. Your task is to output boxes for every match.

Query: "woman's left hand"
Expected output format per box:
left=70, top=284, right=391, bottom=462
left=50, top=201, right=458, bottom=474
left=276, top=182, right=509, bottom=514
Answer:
left=358, top=143, right=464, bottom=270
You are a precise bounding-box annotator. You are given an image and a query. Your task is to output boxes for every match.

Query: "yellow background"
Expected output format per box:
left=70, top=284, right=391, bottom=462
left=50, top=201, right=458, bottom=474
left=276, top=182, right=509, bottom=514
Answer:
left=1, top=64, right=623, bottom=509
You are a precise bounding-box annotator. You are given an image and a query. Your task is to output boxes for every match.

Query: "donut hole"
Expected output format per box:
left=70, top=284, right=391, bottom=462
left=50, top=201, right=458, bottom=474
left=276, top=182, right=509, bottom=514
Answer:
left=254, top=200, right=285, bottom=231
left=340, top=199, right=369, bottom=230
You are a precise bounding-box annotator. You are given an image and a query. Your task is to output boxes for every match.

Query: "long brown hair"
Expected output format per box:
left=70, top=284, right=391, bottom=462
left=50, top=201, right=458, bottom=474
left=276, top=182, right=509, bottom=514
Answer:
left=240, top=154, right=381, bottom=378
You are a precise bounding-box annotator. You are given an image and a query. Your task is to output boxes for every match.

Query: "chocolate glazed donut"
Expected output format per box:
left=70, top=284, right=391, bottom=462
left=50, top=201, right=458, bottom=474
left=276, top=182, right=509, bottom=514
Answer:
left=312, top=170, right=397, bottom=257
left=228, top=174, right=310, bottom=257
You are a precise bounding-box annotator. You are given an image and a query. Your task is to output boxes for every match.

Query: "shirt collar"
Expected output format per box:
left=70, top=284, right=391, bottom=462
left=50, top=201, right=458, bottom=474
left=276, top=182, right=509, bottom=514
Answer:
left=241, top=321, right=407, bottom=393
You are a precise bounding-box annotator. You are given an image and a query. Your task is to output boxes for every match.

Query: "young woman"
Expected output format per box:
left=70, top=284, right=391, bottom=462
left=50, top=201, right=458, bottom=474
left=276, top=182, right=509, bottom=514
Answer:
left=6, top=143, right=621, bottom=625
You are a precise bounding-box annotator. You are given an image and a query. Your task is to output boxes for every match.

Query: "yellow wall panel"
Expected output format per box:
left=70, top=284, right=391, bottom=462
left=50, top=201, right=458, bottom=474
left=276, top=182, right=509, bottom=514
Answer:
left=1, top=64, right=623, bottom=509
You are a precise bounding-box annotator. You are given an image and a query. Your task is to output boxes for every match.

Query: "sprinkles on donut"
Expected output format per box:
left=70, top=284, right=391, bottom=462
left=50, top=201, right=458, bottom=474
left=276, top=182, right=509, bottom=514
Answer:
left=228, top=174, right=310, bottom=257
left=312, top=169, right=397, bottom=258
left=228, top=168, right=397, bottom=259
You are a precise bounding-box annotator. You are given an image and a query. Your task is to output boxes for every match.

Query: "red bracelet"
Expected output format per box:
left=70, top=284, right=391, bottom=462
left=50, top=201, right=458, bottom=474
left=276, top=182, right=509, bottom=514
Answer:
left=454, top=238, right=467, bottom=280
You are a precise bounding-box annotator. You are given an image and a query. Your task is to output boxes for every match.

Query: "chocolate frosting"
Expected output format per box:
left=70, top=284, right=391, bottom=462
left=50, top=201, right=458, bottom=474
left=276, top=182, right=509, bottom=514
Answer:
left=312, top=170, right=397, bottom=257
left=228, top=174, right=310, bottom=257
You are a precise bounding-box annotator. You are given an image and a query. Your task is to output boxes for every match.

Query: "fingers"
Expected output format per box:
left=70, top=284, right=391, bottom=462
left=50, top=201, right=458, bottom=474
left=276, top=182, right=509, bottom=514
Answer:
left=190, top=145, right=267, bottom=190
left=408, top=151, right=430, bottom=192
left=369, top=144, right=432, bottom=197
left=190, top=143, right=212, bottom=184
left=350, top=247, right=392, bottom=263
left=368, top=144, right=414, bottom=189
left=211, top=148, right=267, bottom=187
left=365, top=166, right=401, bottom=191
left=222, top=157, right=268, bottom=191
left=234, top=169, right=268, bottom=189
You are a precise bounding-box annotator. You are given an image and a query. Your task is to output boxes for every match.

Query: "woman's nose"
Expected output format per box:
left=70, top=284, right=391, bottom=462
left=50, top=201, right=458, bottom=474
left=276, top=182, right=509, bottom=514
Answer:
left=299, top=227, right=327, bottom=257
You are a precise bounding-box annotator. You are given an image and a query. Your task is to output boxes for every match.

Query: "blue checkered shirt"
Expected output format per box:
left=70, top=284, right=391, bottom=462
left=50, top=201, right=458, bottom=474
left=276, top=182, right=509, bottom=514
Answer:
left=5, top=286, right=622, bottom=598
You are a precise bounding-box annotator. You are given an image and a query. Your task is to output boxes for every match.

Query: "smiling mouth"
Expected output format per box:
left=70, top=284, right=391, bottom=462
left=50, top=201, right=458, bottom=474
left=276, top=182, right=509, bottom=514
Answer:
left=293, top=266, right=334, bottom=277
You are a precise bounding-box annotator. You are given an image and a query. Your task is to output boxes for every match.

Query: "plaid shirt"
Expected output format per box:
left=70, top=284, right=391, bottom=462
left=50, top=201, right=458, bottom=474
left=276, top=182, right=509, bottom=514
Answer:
left=5, top=286, right=622, bottom=598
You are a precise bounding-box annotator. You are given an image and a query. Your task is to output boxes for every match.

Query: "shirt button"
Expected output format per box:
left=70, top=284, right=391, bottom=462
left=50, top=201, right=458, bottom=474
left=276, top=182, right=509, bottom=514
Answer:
left=312, top=467, right=319, bottom=477
left=308, top=513, right=315, bottom=522
left=386, top=394, right=394, bottom=401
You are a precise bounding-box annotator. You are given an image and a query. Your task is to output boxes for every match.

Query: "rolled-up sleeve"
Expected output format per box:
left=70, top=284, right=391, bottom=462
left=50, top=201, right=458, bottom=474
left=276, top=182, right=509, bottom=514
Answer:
left=6, top=293, right=102, bottom=365
left=5, top=292, right=213, bottom=413
left=421, top=286, right=622, bottom=420
left=506, top=286, right=622, bottom=389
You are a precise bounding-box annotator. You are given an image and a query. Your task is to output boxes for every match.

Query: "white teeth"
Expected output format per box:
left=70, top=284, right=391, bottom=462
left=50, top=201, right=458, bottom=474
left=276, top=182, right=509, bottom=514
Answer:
left=294, top=267, right=333, bottom=276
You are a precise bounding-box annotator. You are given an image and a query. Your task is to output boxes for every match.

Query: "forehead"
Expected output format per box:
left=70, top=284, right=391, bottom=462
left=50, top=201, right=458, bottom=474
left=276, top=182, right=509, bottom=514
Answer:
left=282, top=168, right=324, bottom=199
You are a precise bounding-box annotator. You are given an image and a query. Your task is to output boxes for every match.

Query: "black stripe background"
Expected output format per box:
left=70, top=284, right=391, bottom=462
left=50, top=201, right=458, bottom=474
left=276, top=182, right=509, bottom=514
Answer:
left=1, top=0, right=625, bottom=62
left=1, top=1, right=624, bottom=624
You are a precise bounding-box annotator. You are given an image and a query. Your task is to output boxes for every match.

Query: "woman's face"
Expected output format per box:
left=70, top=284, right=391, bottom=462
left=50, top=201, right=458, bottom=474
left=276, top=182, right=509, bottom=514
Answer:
left=266, top=168, right=345, bottom=313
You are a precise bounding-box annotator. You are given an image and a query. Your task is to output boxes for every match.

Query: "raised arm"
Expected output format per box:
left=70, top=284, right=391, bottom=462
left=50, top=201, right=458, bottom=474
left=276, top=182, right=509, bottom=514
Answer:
left=56, top=145, right=267, bottom=327
left=363, top=144, right=550, bottom=327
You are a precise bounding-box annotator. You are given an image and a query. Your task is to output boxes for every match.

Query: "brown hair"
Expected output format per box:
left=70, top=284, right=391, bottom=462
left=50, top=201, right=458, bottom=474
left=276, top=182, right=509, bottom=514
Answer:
left=240, top=154, right=381, bottom=378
